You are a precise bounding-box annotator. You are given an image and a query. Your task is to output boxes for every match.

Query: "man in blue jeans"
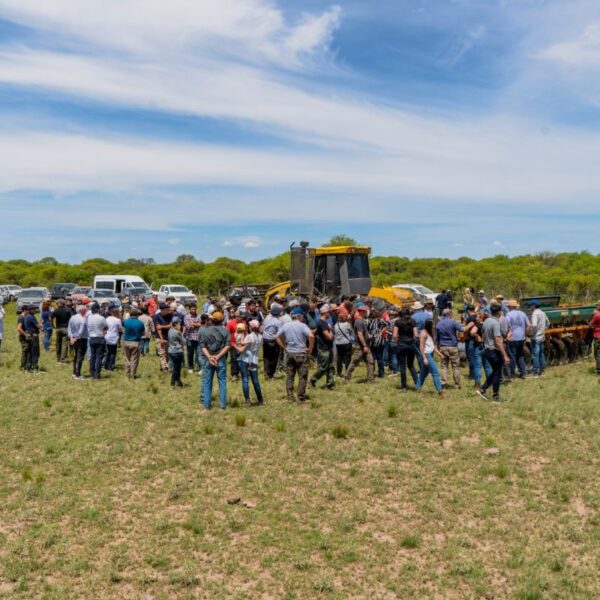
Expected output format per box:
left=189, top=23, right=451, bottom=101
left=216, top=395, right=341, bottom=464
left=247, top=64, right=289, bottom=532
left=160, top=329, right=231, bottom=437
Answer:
left=528, top=299, right=550, bottom=376
left=477, top=304, right=511, bottom=402
left=200, top=311, right=230, bottom=409
left=506, top=299, right=531, bottom=379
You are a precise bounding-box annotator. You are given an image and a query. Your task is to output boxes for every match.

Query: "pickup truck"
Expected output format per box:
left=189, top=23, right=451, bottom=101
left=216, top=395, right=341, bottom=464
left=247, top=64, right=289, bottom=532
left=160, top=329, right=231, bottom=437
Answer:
left=156, top=285, right=198, bottom=305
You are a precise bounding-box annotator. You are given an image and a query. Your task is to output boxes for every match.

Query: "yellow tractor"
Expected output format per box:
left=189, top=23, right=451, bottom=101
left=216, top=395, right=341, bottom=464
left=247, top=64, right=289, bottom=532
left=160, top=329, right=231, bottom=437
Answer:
left=264, top=242, right=414, bottom=307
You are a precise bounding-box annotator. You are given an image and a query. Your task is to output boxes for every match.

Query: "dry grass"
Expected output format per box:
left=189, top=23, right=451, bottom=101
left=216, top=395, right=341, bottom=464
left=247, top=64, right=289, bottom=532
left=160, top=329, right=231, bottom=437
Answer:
left=1, top=310, right=600, bottom=599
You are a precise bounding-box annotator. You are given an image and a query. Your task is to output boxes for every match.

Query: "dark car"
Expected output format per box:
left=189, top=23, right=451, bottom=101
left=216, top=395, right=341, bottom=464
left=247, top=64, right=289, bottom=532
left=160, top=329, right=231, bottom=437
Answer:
left=50, top=283, right=78, bottom=300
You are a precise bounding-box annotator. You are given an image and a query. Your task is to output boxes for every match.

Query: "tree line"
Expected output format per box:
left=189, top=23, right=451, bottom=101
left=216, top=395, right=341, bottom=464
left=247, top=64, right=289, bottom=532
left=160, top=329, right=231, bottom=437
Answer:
left=1, top=248, right=599, bottom=304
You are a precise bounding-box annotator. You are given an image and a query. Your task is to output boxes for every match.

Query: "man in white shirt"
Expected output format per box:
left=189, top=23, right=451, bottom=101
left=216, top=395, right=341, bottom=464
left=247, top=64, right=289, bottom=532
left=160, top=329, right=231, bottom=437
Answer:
left=529, top=300, right=550, bottom=377
left=104, top=305, right=123, bottom=371
left=68, top=305, right=88, bottom=380
left=87, top=303, right=108, bottom=379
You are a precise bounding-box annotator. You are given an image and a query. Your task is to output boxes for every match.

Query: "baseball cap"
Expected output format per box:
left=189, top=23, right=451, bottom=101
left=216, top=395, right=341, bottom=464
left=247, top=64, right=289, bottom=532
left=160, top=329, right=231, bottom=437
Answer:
left=249, top=319, right=260, bottom=329
left=320, top=304, right=331, bottom=314
left=291, top=307, right=304, bottom=316
left=159, top=302, right=168, bottom=310
left=211, top=311, right=224, bottom=321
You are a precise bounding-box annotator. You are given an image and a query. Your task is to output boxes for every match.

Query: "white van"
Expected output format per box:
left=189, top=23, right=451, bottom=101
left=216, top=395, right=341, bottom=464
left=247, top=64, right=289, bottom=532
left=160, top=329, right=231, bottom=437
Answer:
left=93, top=275, right=152, bottom=297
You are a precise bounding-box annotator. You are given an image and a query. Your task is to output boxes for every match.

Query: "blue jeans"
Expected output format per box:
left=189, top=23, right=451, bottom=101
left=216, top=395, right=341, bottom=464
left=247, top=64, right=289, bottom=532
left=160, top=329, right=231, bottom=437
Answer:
left=370, top=344, right=385, bottom=378
left=465, top=339, right=475, bottom=379
left=530, top=339, right=545, bottom=374
left=472, top=345, right=492, bottom=385
left=202, top=356, right=227, bottom=409
left=187, top=340, right=201, bottom=370
left=416, top=352, right=442, bottom=392
left=89, top=338, right=106, bottom=378
left=238, top=360, right=264, bottom=403
left=140, top=338, right=150, bottom=355
left=482, top=349, right=503, bottom=397
left=387, top=341, right=398, bottom=374
left=508, top=340, right=527, bottom=377
left=43, top=327, right=53, bottom=352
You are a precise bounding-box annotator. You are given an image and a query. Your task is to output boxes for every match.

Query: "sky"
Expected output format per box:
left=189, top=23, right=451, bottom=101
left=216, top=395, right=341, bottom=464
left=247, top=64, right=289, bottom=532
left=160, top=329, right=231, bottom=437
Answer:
left=0, top=0, right=599, bottom=263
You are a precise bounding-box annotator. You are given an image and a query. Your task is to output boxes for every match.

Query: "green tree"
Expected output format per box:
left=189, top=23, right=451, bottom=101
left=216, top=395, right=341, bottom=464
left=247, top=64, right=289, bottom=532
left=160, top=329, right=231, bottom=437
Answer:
left=324, top=234, right=358, bottom=247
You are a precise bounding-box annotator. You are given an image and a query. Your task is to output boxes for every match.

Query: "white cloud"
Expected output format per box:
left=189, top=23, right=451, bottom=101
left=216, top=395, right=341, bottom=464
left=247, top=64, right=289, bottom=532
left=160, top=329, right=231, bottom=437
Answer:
left=167, top=238, right=180, bottom=246
left=493, top=241, right=504, bottom=248
left=221, top=240, right=233, bottom=247
left=244, top=241, right=260, bottom=248
left=538, top=23, right=600, bottom=67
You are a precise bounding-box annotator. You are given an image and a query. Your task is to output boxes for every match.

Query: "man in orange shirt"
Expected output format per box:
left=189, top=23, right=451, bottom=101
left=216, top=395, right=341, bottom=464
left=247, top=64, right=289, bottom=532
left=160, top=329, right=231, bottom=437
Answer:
left=590, top=302, right=600, bottom=375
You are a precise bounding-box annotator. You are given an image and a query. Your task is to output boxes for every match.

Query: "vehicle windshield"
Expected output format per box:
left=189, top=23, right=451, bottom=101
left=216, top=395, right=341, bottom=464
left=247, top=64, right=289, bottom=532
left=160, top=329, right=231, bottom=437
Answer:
left=8, top=285, right=21, bottom=291
left=92, top=290, right=114, bottom=298
left=23, top=290, right=44, bottom=298
left=72, top=287, right=90, bottom=294
left=346, top=254, right=370, bottom=279
left=414, top=285, right=434, bottom=295
left=130, top=287, right=150, bottom=294
left=169, top=286, right=189, bottom=293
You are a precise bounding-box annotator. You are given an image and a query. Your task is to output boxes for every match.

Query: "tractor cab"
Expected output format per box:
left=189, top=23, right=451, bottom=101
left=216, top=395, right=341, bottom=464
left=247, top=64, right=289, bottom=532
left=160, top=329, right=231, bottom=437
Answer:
left=288, top=241, right=372, bottom=301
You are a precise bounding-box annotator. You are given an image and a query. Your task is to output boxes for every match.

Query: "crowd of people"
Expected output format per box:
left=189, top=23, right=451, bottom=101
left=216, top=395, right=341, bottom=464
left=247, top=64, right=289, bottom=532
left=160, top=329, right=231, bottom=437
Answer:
left=0, top=288, right=599, bottom=408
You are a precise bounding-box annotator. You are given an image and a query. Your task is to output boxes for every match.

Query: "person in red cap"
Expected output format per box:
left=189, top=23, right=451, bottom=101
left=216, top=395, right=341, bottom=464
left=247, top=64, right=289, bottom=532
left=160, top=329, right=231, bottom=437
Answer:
left=345, top=305, right=374, bottom=382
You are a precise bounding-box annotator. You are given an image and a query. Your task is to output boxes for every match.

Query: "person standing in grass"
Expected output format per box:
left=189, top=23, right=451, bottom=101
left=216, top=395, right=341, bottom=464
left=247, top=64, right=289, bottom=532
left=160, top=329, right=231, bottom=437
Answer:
left=237, top=319, right=265, bottom=405
left=200, top=312, right=230, bottom=409
left=435, top=308, right=463, bottom=389
left=41, top=301, right=53, bottom=352
left=103, top=305, right=123, bottom=372
left=262, top=303, right=283, bottom=380
left=52, top=299, right=72, bottom=364
left=529, top=300, right=550, bottom=377
left=122, top=308, right=144, bottom=379
left=87, top=303, right=108, bottom=380
left=277, top=308, right=314, bottom=402
left=17, top=305, right=29, bottom=371
left=183, top=303, right=202, bottom=374
left=23, top=305, right=42, bottom=373
left=392, top=308, right=419, bottom=391
left=138, top=306, right=154, bottom=356
left=505, top=299, right=531, bottom=380
left=333, top=311, right=354, bottom=378
left=590, top=302, right=600, bottom=376
left=415, top=319, right=444, bottom=396
left=168, top=317, right=186, bottom=387
left=153, top=303, right=172, bottom=373
left=345, top=305, right=374, bottom=382
left=310, top=304, right=335, bottom=390
left=68, top=304, right=88, bottom=380
left=476, top=303, right=511, bottom=402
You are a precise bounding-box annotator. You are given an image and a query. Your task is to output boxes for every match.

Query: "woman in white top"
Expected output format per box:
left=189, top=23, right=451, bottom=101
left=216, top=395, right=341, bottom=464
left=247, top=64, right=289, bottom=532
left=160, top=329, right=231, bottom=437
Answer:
left=237, top=319, right=264, bottom=405
left=416, top=319, right=444, bottom=396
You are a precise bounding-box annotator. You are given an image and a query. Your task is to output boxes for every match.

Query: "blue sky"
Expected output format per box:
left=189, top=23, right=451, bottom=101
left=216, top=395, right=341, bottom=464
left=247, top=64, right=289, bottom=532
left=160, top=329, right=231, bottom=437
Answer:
left=0, top=0, right=599, bottom=263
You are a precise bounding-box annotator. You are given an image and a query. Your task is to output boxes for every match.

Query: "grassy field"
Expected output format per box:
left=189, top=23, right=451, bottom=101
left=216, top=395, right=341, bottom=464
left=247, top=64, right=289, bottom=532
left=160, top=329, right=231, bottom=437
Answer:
left=1, top=309, right=600, bottom=599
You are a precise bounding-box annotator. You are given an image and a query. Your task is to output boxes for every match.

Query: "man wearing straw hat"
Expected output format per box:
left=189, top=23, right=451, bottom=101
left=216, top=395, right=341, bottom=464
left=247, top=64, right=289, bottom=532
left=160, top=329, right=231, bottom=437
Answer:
left=505, top=299, right=531, bottom=379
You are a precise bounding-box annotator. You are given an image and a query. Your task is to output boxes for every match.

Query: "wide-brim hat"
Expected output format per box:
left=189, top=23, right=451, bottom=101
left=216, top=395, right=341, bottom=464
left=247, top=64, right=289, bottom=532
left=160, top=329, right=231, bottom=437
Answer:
left=507, top=299, right=519, bottom=308
left=411, top=301, right=424, bottom=310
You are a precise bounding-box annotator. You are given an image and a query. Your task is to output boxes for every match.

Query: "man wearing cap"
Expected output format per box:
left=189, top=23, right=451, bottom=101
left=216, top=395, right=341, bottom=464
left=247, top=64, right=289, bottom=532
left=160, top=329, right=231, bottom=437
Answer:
left=277, top=308, right=314, bottom=401
left=477, top=303, right=511, bottom=402
left=435, top=308, right=464, bottom=388
left=589, top=302, right=600, bottom=375
left=310, top=304, right=335, bottom=390
left=529, top=300, right=550, bottom=377
left=122, top=308, right=144, bottom=379
left=23, top=305, right=43, bottom=373
left=345, top=305, right=374, bottom=382
left=506, top=299, right=531, bottom=379
left=153, top=303, right=172, bottom=373
left=262, top=303, right=283, bottom=379
left=495, top=295, right=509, bottom=316
left=200, top=312, right=230, bottom=409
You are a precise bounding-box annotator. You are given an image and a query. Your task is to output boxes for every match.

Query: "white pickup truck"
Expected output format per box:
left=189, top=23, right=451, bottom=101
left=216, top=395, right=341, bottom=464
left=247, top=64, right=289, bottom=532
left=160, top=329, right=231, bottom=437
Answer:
left=156, top=284, right=198, bottom=305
